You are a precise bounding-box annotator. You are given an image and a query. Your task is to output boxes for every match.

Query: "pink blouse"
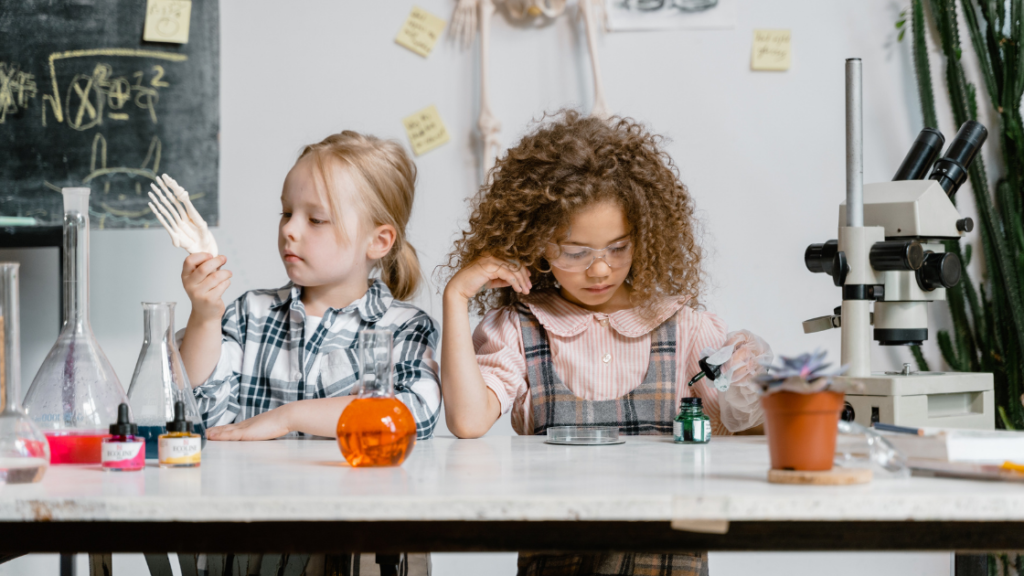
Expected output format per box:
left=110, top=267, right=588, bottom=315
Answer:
left=473, top=291, right=740, bottom=436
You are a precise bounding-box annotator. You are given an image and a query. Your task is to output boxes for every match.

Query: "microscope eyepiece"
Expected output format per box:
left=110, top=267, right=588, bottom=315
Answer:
left=929, top=120, right=988, bottom=197
left=893, top=128, right=945, bottom=181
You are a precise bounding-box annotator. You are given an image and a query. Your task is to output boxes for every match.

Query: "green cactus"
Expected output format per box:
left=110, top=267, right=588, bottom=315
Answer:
left=906, top=0, right=1024, bottom=429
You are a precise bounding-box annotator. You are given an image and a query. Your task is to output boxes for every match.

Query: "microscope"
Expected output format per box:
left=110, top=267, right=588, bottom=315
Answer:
left=802, top=59, right=994, bottom=430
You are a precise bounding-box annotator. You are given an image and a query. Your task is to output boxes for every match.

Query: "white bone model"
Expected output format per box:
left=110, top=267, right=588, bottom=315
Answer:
left=147, top=174, right=219, bottom=257
left=451, top=0, right=610, bottom=179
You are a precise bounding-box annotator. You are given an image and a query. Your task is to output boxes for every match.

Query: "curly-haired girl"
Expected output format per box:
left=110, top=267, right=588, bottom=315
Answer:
left=441, top=111, right=771, bottom=575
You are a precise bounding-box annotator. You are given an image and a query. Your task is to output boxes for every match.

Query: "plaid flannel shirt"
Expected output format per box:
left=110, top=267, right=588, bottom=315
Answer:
left=192, top=279, right=441, bottom=439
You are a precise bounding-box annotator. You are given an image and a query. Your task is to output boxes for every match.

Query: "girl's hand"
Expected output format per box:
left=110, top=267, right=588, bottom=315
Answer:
left=182, top=253, right=232, bottom=321
left=207, top=404, right=294, bottom=441
left=444, top=256, right=532, bottom=302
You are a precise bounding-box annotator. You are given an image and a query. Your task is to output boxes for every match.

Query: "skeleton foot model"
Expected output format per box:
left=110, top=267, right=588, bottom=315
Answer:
left=578, top=0, right=610, bottom=120
left=148, top=174, right=219, bottom=256
left=451, top=0, right=608, bottom=181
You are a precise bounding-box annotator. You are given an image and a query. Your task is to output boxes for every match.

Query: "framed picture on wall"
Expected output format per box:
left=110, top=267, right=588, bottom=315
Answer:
left=604, top=0, right=737, bottom=31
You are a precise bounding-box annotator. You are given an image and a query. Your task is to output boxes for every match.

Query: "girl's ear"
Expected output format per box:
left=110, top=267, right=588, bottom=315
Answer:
left=366, top=224, right=397, bottom=261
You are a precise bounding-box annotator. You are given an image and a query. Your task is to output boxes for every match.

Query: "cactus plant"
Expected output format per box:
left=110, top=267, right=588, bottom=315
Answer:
left=904, top=0, right=1024, bottom=429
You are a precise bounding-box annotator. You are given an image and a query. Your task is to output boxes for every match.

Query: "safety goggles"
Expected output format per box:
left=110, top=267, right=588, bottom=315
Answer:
left=545, top=239, right=633, bottom=272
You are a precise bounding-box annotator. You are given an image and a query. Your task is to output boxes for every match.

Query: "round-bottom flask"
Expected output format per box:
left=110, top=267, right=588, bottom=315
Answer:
left=336, top=330, right=416, bottom=467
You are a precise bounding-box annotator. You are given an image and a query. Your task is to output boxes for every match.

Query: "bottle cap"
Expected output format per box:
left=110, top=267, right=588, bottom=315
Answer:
left=109, top=403, right=135, bottom=436
left=166, top=400, right=191, bottom=433
left=680, top=397, right=703, bottom=408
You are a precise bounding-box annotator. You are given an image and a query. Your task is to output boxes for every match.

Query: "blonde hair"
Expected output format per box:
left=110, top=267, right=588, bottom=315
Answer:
left=299, top=131, right=422, bottom=300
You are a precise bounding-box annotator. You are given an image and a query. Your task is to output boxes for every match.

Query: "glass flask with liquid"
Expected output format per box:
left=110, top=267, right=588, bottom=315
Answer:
left=126, top=302, right=206, bottom=459
left=336, top=330, right=416, bottom=467
left=0, top=263, right=50, bottom=483
left=22, top=188, right=129, bottom=464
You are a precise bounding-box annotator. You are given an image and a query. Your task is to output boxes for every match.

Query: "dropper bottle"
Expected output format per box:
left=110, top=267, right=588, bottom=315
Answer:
left=102, top=403, right=145, bottom=471
left=158, top=400, right=201, bottom=468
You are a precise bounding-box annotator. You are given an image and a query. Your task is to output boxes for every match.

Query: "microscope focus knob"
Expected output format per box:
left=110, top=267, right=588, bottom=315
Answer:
left=869, top=240, right=925, bottom=271
left=805, top=240, right=839, bottom=275
left=917, top=252, right=962, bottom=291
left=957, top=218, right=974, bottom=233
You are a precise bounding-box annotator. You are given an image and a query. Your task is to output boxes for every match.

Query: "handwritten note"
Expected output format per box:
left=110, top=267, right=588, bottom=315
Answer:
left=395, top=6, right=447, bottom=58
left=403, top=105, right=450, bottom=156
left=144, top=0, right=192, bottom=44
left=751, top=29, right=791, bottom=71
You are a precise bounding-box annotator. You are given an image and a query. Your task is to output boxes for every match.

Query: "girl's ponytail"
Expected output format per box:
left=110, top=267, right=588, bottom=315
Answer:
left=381, top=239, right=421, bottom=301
left=299, top=131, right=422, bottom=300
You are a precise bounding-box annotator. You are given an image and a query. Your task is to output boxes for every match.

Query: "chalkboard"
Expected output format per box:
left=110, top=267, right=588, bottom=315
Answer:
left=0, top=0, right=219, bottom=229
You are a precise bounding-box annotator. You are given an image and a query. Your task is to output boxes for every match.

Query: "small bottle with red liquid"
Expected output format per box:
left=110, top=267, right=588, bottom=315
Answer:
left=336, top=330, right=416, bottom=467
left=102, top=403, right=144, bottom=471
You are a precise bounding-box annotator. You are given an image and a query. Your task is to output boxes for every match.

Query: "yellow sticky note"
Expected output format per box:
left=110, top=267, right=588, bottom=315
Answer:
left=403, top=105, right=450, bottom=156
left=751, top=29, right=791, bottom=71
left=144, top=0, right=192, bottom=44
left=395, top=6, right=447, bottom=58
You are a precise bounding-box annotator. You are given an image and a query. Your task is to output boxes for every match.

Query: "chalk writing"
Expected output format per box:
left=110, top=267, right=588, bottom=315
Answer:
left=40, top=48, right=187, bottom=127
left=0, top=63, right=38, bottom=123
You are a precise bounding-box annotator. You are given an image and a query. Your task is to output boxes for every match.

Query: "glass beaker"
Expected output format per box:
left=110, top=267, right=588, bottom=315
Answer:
left=336, top=330, right=416, bottom=467
left=0, top=263, right=50, bottom=483
left=23, top=188, right=129, bottom=464
left=127, top=302, right=206, bottom=459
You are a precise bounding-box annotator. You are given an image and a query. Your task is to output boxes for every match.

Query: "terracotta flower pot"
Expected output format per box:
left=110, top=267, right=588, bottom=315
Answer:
left=761, top=391, right=845, bottom=471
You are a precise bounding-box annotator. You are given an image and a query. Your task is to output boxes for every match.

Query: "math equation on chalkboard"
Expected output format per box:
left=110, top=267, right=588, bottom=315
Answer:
left=0, top=0, right=219, bottom=230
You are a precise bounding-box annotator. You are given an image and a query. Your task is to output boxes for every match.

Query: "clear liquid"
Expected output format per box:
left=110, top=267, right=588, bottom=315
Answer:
left=0, top=458, right=48, bottom=484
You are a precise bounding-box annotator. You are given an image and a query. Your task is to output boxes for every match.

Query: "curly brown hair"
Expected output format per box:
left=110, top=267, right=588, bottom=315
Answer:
left=444, top=110, right=703, bottom=315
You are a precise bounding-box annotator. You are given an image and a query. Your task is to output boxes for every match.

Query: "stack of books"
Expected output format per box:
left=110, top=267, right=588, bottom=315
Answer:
left=874, top=423, right=1024, bottom=482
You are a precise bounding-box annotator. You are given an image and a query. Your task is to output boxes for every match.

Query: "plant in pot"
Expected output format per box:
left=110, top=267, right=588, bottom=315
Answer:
left=755, top=350, right=863, bottom=471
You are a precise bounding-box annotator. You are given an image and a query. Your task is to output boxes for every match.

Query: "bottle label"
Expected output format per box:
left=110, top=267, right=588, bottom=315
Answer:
left=704, top=420, right=712, bottom=441
left=102, top=440, right=145, bottom=469
left=673, top=420, right=682, bottom=441
left=158, top=436, right=201, bottom=465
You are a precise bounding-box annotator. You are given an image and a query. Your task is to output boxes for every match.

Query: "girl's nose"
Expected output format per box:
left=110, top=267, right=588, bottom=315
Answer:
left=281, top=219, right=299, bottom=241
left=587, top=257, right=612, bottom=277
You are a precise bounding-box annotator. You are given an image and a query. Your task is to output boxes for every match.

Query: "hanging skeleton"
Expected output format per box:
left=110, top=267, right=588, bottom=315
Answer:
left=450, top=0, right=610, bottom=180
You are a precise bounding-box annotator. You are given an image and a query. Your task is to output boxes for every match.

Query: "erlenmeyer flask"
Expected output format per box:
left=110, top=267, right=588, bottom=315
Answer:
left=23, top=188, right=129, bottom=464
left=127, top=302, right=206, bottom=459
left=336, top=330, right=416, bottom=467
left=0, top=263, right=50, bottom=483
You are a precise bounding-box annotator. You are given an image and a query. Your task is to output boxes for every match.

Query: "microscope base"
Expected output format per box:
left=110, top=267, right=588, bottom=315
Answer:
left=838, top=372, right=994, bottom=430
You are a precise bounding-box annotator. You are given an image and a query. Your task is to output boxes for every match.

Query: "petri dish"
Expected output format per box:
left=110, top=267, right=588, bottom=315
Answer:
left=544, top=426, right=624, bottom=446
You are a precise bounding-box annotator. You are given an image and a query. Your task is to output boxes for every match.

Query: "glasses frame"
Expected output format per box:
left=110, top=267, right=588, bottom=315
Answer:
left=545, top=239, right=634, bottom=272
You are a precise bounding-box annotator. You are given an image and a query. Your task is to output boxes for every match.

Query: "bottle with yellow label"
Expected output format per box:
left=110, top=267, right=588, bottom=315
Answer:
left=158, top=400, right=201, bottom=468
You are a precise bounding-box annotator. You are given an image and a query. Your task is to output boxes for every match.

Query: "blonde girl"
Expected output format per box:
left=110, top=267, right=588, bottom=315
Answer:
left=179, top=131, right=440, bottom=441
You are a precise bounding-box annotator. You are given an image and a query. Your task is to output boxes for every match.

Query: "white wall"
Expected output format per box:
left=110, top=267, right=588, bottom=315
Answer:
left=5, top=0, right=987, bottom=574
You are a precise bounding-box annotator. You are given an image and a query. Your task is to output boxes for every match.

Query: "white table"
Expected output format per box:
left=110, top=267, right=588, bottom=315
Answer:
left=2, top=435, right=1023, bottom=554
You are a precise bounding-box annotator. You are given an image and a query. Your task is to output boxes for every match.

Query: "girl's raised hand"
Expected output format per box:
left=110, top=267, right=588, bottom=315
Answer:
left=445, top=256, right=532, bottom=302
left=182, top=253, right=232, bottom=322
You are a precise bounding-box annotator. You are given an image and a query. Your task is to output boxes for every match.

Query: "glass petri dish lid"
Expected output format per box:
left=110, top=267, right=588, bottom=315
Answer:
left=544, top=426, right=624, bottom=446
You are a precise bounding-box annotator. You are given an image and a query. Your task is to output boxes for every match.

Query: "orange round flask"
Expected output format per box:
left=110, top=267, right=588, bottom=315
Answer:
left=336, top=330, right=416, bottom=467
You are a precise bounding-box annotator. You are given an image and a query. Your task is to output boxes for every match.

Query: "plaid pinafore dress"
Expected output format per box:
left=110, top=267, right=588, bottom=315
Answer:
left=516, top=305, right=708, bottom=576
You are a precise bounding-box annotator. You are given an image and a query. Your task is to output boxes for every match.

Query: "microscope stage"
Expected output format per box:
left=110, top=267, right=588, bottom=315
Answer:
left=837, top=372, right=994, bottom=430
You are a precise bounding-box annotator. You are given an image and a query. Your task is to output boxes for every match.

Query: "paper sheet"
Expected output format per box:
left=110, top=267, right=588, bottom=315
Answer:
left=143, top=0, right=193, bottom=44
left=403, top=105, right=450, bottom=156
left=395, top=6, right=447, bottom=58
left=751, top=29, right=791, bottom=71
